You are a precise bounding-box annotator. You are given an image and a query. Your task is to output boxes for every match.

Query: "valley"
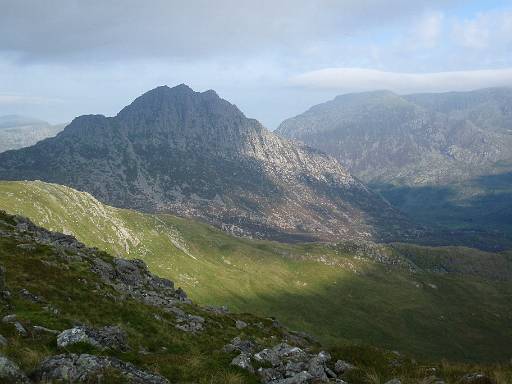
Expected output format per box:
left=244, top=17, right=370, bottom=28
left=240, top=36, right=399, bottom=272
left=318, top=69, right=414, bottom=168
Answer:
left=277, top=88, right=512, bottom=246
left=1, top=180, right=511, bottom=363
left=2, top=209, right=511, bottom=383
left=2, top=2, right=512, bottom=383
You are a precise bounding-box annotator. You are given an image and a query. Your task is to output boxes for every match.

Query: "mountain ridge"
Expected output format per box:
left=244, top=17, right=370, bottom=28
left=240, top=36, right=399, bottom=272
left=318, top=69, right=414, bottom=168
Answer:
left=277, top=87, right=512, bottom=185
left=0, top=115, right=66, bottom=153
left=277, top=87, right=512, bottom=242
left=0, top=84, right=414, bottom=243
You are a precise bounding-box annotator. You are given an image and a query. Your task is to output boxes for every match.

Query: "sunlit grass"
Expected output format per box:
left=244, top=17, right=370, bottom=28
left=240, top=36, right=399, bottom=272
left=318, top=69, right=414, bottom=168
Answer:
left=1, top=180, right=512, bottom=362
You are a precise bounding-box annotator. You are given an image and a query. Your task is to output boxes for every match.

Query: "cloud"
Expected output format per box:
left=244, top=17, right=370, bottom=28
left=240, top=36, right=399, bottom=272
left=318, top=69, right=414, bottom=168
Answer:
left=0, top=1, right=510, bottom=128
left=415, top=12, right=444, bottom=48
left=0, top=95, right=64, bottom=105
left=0, top=0, right=461, bottom=63
left=452, top=9, right=512, bottom=49
left=291, top=67, right=512, bottom=93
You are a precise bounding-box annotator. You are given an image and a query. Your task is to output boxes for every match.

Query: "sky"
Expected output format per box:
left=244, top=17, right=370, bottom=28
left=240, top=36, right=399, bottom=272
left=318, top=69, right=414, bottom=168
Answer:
left=1, top=0, right=512, bottom=129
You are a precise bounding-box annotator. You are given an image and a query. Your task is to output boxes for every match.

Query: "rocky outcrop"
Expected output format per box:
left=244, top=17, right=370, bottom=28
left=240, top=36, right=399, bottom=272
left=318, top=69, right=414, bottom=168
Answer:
left=91, top=257, right=188, bottom=307
left=231, top=342, right=342, bottom=384
left=35, top=354, right=169, bottom=384
left=0, top=355, right=30, bottom=384
left=0, top=84, right=414, bottom=243
left=56, top=326, right=128, bottom=351
left=5, top=214, right=190, bottom=309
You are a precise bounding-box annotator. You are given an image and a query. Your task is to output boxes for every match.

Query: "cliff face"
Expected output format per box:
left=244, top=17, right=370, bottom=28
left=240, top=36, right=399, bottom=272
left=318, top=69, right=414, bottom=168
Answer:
left=277, top=88, right=512, bottom=186
left=0, top=85, right=412, bottom=242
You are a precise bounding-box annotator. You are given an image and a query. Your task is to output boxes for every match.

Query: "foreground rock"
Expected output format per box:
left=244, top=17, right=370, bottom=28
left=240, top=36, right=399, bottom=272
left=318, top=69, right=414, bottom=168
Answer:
left=231, top=342, right=338, bottom=383
left=57, top=325, right=128, bottom=351
left=35, top=354, right=168, bottom=384
left=0, top=354, right=30, bottom=384
left=460, top=373, right=494, bottom=384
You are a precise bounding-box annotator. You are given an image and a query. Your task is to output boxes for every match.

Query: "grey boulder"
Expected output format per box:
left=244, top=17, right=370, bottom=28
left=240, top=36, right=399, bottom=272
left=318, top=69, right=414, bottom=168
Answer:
left=231, top=352, right=254, bottom=373
left=57, top=325, right=128, bottom=351
left=334, top=359, right=355, bottom=374
left=35, top=353, right=169, bottom=383
left=0, top=354, right=30, bottom=384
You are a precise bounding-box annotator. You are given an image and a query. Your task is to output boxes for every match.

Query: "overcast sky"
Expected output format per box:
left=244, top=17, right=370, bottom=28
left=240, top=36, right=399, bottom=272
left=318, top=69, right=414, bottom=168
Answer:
left=1, top=0, right=512, bottom=128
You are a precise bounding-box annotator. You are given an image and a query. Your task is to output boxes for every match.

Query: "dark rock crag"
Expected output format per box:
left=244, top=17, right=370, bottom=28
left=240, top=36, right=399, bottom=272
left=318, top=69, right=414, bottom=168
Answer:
left=0, top=85, right=414, bottom=243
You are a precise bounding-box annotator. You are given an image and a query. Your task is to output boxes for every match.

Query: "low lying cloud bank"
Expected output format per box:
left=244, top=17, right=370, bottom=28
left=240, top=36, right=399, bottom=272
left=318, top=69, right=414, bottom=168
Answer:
left=291, top=67, right=512, bottom=93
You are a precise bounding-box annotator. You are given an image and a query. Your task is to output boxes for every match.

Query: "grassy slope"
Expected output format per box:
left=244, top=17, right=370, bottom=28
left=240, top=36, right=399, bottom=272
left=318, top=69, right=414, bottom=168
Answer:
left=1, top=181, right=511, bottom=362
left=0, top=212, right=278, bottom=384
left=3, top=211, right=511, bottom=384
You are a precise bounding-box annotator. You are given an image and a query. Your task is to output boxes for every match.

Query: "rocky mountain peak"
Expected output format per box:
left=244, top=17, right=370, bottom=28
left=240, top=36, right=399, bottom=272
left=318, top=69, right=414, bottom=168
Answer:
left=117, top=84, right=245, bottom=123
left=103, top=84, right=261, bottom=151
left=0, top=85, right=414, bottom=243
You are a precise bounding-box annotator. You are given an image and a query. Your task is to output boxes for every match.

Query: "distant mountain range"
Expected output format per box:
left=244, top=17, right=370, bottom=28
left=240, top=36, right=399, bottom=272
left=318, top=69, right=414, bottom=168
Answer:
left=0, top=114, right=66, bottom=153
left=278, top=88, right=512, bottom=241
left=0, top=85, right=413, bottom=243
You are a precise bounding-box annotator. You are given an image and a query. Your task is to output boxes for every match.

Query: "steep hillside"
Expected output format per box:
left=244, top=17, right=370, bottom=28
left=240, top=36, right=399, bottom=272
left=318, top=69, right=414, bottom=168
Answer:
left=2, top=211, right=510, bottom=383
left=0, top=210, right=337, bottom=383
left=0, top=85, right=413, bottom=244
left=1, top=181, right=512, bottom=362
left=277, top=88, right=512, bottom=241
left=0, top=115, right=65, bottom=153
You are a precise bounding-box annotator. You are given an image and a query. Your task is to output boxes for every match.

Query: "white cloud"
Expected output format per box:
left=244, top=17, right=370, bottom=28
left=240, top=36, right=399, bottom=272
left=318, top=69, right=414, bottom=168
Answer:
left=291, top=67, right=512, bottom=93
left=0, top=0, right=461, bottom=63
left=0, top=95, right=63, bottom=105
left=452, top=15, right=491, bottom=49
left=452, top=10, right=512, bottom=49
left=416, top=12, right=444, bottom=47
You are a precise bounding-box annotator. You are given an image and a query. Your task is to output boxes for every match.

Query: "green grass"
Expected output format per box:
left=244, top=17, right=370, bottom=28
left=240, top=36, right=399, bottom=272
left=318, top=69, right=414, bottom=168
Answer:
left=1, top=180, right=512, bottom=362
left=2, top=211, right=511, bottom=383
left=0, top=216, right=280, bottom=383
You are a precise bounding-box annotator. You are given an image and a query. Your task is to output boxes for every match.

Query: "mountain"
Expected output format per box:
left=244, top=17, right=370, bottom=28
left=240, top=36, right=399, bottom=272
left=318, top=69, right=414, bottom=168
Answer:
left=0, top=209, right=339, bottom=383
left=277, top=88, right=512, bottom=241
left=0, top=115, right=48, bottom=129
left=0, top=115, right=65, bottom=153
left=0, top=85, right=412, bottom=243
left=2, top=210, right=509, bottom=383
left=1, top=180, right=512, bottom=362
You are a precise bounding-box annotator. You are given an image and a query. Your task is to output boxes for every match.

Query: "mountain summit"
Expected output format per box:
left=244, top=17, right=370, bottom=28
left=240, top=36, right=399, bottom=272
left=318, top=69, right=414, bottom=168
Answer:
left=277, top=87, right=512, bottom=242
left=0, top=84, right=412, bottom=242
left=277, top=87, right=512, bottom=185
